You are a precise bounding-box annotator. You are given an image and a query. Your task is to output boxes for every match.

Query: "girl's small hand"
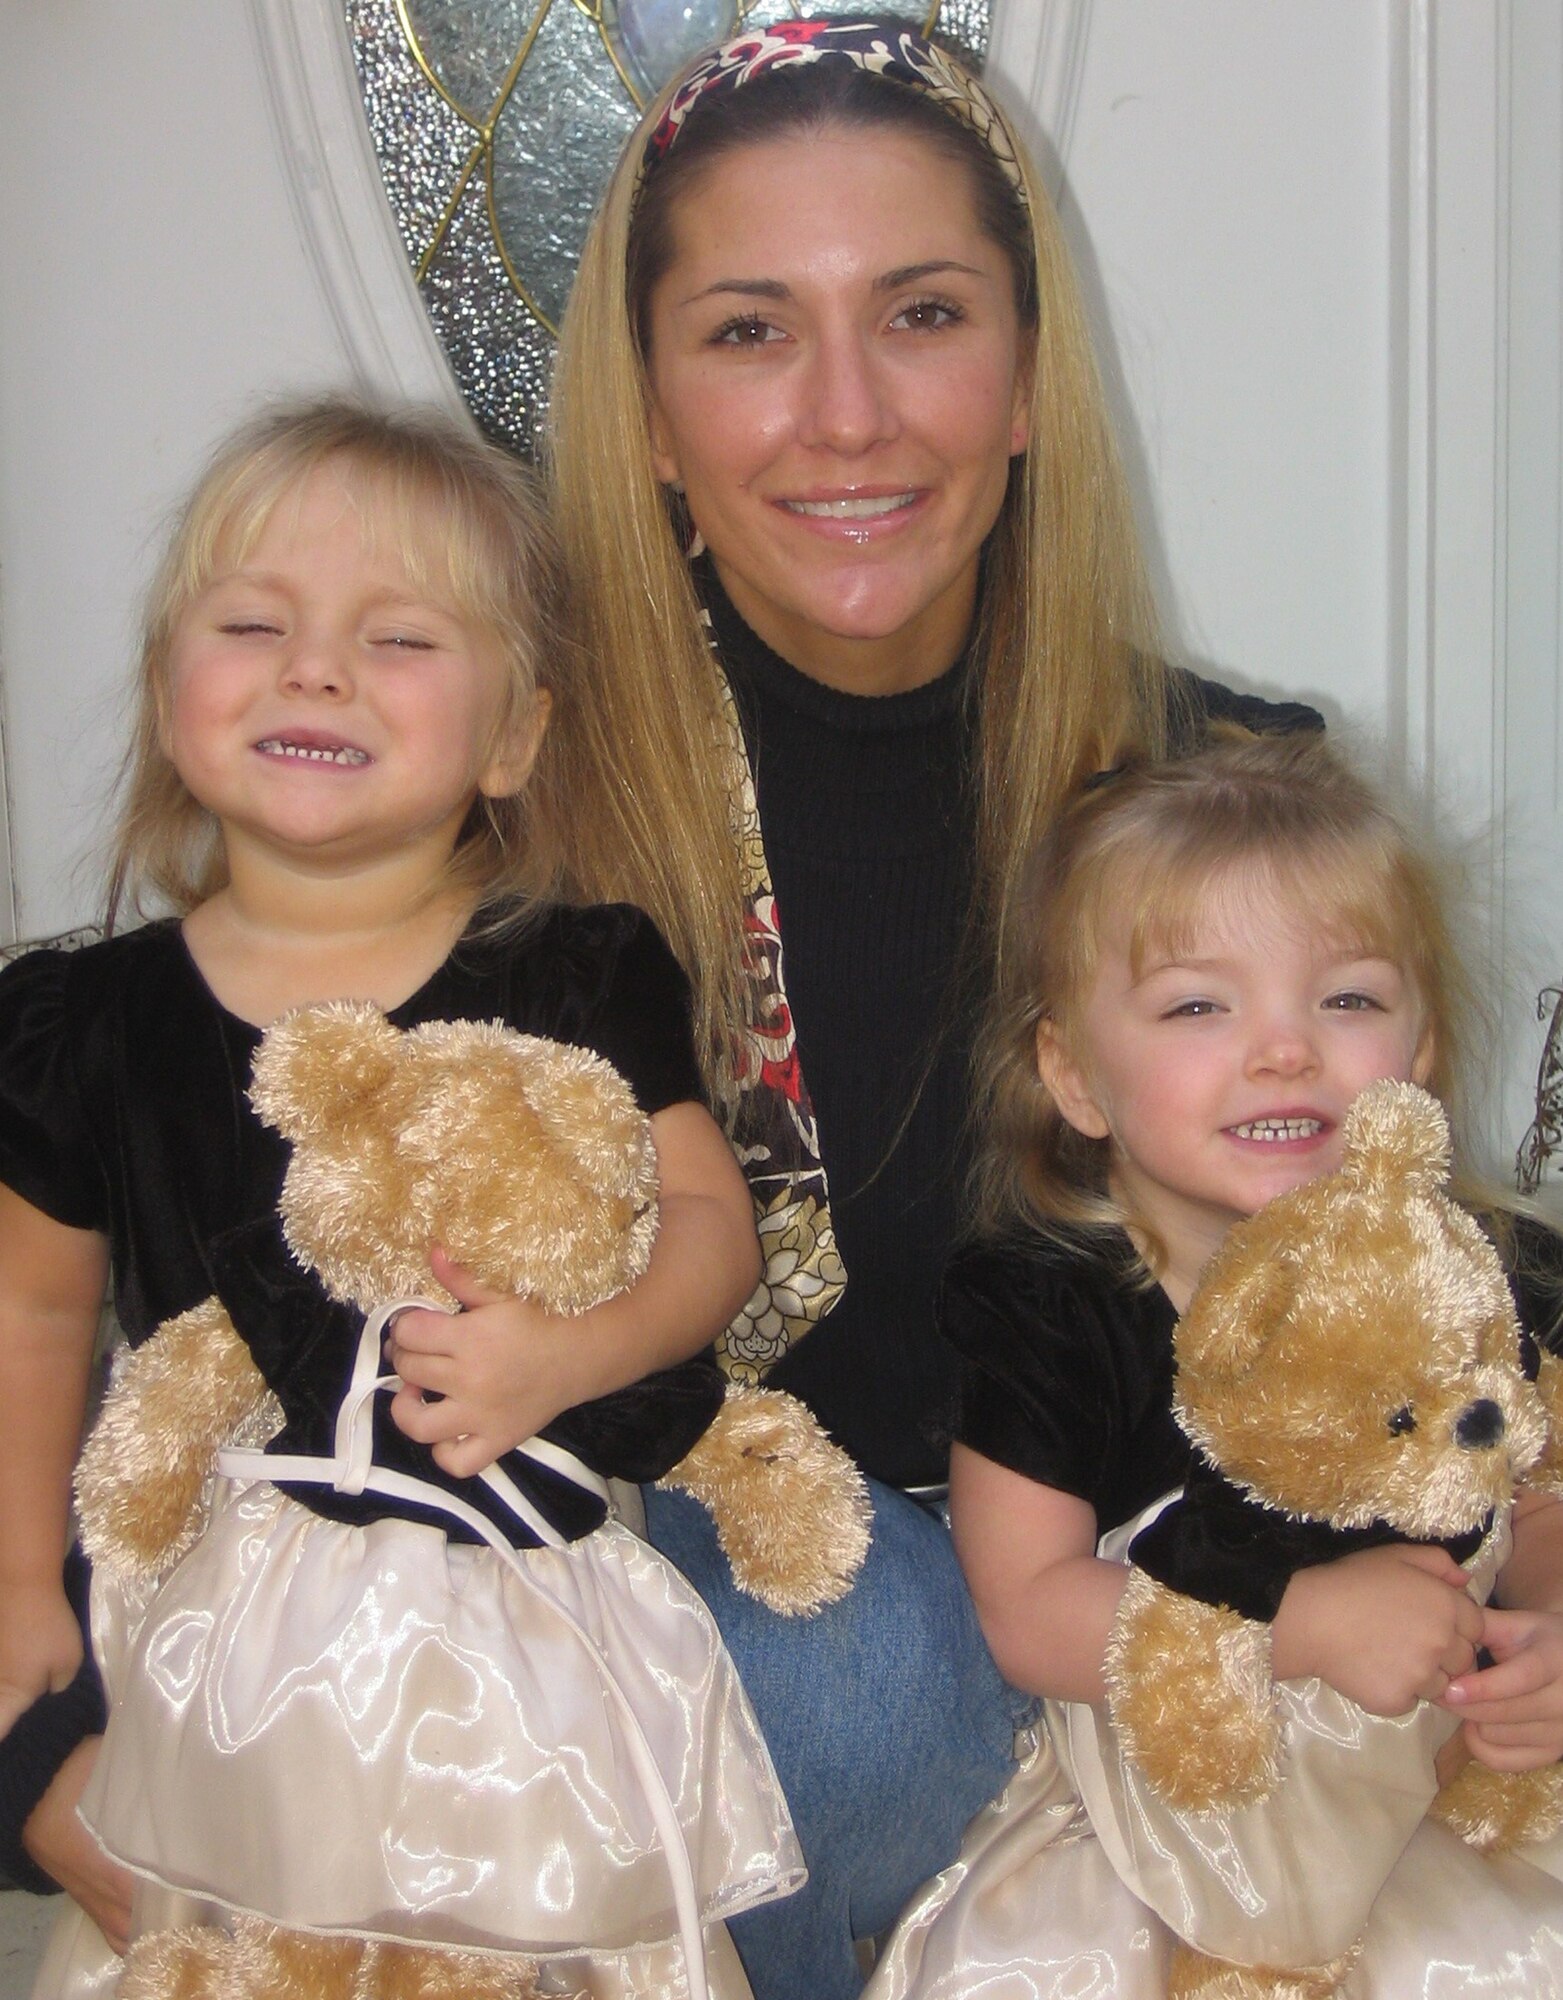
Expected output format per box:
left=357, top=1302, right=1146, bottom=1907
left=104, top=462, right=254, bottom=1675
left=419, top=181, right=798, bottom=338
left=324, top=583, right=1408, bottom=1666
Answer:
left=0, top=1584, right=84, bottom=1739
left=1441, top=1607, right=1563, bottom=1770
left=386, top=1249, right=600, bottom=1478
left=22, top=1737, right=134, bottom=1953
left=1275, top=1542, right=1482, bottom=1715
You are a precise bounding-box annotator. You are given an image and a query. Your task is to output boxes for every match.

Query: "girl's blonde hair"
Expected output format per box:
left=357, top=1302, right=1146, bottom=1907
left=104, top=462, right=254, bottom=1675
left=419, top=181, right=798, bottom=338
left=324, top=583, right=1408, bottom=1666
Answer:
left=549, top=47, right=1171, bottom=1099
left=108, top=396, right=565, bottom=928
left=974, top=730, right=1479, bottom=1251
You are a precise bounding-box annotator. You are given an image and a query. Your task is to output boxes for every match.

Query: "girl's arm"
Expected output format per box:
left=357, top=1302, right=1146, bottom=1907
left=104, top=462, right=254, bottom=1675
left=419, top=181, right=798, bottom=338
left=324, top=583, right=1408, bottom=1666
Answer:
left=951, top=1442, right=1484, bottom=1715
left=949, top=1443, right=1125, bottom=1701
left=386, top=1101, right=761, bottom=1479
left=1439, top=1485, right=1563, bottom=1768
left=22, top=1738, right=133, bottom=1952
left=0, top=1185, right=107, bottom=1737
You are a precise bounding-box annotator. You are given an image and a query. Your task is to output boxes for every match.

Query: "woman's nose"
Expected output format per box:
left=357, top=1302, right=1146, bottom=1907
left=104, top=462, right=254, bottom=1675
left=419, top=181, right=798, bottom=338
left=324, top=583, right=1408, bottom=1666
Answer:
left=799, top=330, right=898, bottom=453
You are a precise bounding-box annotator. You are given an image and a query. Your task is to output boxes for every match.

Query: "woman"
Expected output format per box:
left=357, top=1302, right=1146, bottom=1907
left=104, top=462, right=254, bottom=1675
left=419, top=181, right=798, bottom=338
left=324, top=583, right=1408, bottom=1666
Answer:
left=547, top=19, right=1313, bottom=2000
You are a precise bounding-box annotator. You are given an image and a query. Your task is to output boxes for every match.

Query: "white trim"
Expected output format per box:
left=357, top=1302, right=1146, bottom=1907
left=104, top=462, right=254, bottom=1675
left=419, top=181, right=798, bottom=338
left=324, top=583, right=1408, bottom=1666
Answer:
left=1390, top=4, right=1508, bottom=832
left=1498, top=0, right=1563, bottom=1170
left=245, top=0, right=462, bottom=409
left=986, top=0, right=1093, bottom=188
left=1387, top=0, right=1434, bottom=778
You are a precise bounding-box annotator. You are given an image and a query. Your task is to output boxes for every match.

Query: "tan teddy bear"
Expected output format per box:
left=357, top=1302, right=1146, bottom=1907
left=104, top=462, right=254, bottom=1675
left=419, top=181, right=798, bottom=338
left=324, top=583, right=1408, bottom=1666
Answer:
left=73, top=1001, right=871, bottom=2000
left=1098, top=1080, right=1563, bottom=2000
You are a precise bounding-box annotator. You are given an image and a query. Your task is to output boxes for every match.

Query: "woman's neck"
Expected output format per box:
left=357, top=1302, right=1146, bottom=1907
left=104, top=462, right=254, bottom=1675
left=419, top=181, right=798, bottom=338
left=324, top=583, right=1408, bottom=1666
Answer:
left=713, top=557, right=977, bottom=697
left=181, top=841, right=475, bottom=1028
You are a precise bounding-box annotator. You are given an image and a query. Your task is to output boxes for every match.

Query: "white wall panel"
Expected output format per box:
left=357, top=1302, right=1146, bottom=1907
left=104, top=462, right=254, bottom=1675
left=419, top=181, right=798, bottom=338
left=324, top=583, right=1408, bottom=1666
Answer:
left=0, top=6, right=351, bottom=938
left=1038, top=3, right=1394, bottom=722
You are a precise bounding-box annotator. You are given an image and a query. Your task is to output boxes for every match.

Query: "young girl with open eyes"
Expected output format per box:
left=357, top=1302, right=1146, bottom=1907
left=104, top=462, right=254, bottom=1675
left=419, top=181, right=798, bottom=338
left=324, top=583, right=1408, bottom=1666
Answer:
left=0, top=398, right=798, bottom=2000
left=865, top=730, right=1563, bottom=1997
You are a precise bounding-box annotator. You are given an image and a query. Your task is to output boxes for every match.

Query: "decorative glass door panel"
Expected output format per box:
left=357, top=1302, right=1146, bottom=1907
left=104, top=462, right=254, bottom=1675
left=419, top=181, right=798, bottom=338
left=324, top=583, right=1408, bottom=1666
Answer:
left=346, top=0, right=990, bottom=453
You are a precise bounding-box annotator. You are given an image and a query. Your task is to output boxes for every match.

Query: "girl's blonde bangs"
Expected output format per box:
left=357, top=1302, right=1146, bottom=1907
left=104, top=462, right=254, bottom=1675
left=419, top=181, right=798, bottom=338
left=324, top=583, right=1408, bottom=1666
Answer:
left=1106, top=832, right=1436, bottom=993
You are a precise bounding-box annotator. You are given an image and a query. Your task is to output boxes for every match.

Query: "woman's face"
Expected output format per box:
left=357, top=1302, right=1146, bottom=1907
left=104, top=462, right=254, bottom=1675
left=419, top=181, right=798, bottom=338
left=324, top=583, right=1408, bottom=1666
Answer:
left=643, top=125, right=1031, bottom=695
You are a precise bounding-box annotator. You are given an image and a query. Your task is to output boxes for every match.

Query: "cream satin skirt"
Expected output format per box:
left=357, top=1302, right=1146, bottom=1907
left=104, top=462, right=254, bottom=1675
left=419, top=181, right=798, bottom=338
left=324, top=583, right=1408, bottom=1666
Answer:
left=865, top=1503, right=1563, bottom=1998
left=49, top=1474, right=800, bottom=1995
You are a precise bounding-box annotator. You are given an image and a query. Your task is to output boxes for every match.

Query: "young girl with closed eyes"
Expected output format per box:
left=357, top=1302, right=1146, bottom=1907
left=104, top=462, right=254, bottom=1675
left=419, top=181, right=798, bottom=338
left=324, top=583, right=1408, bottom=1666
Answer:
left=0, top=399, right=798, bottom=2000
left=865, top=730, right=1563, bottom=1997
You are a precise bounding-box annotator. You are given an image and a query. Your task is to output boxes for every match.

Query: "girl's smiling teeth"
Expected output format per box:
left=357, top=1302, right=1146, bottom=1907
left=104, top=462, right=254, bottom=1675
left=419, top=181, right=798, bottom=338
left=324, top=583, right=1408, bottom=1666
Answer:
left=1227, top=1116, right=1326, bottom=1143
left=255, top=737, right=372, bottom=767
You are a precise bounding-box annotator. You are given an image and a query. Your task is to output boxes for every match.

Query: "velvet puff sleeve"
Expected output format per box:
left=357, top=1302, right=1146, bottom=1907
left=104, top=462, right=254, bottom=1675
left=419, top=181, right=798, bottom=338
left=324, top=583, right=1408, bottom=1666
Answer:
left=543, top=906, right=704, bottom=1118
left=939, top=1233, right=1190, bottom=1538
left=0, top=948, right=107, bottom=1232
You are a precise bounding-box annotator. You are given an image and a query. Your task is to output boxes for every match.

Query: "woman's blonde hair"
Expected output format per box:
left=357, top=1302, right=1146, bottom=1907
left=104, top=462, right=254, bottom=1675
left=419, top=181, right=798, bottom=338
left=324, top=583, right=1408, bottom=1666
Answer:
left=549, top=44, right=1170, bottom=1100
left=108, top=396, right=565, bottom=928
left=973, top=730, right=1480, bottom=1254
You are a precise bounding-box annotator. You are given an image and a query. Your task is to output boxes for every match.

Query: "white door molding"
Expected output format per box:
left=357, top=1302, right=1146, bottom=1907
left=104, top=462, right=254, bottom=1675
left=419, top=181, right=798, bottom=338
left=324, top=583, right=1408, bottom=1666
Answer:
left=246, top=0, right=460, bottom=409
left=986, top=0, right=1092, bottom=189
left=1389, top=1, right=1508, bottom=820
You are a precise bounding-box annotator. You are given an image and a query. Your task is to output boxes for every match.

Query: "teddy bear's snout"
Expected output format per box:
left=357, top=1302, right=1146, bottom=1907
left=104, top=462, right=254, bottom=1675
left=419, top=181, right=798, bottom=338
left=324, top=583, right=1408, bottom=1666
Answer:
left=1454, top=1397, right=1506, bottom=1450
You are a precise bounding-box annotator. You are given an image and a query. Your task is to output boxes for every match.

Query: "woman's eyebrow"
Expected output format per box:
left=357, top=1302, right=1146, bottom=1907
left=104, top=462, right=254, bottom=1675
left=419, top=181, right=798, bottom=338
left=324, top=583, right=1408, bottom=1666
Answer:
left=678, top=276, right=791, bottom=306
left=874, top=259, right=987, bottom=291
left=677, top=259, right=988, bottom=309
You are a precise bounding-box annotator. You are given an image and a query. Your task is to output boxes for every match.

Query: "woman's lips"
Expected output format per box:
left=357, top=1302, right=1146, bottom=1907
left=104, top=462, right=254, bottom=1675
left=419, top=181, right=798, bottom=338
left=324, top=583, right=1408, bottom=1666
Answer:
left=779, top=492, right=920, bottom=521
left=774, top=489, right=926, bottom=546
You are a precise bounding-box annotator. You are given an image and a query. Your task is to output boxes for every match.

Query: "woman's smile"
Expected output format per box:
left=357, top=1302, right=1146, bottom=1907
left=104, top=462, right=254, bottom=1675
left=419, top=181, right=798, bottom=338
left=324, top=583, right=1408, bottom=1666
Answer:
left=779, top=488, right=924, bottom=531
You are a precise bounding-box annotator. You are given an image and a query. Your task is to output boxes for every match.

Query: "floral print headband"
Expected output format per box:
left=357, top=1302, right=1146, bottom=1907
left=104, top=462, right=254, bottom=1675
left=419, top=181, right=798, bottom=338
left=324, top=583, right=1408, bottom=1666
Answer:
left=638, top=17, right=1028, bottom=207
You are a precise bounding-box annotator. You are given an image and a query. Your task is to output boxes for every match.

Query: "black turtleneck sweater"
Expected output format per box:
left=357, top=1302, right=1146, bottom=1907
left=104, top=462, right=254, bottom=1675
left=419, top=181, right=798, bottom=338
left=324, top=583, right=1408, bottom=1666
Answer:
left=703, top=573, right=1327, bottom=1491
left=706, top=579, right=979, bottom=1488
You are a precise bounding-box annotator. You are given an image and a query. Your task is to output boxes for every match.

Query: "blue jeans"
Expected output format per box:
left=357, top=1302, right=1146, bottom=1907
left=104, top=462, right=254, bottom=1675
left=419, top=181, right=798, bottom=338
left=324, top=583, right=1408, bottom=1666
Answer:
left=643, top=1476, right=1030, bottom=2000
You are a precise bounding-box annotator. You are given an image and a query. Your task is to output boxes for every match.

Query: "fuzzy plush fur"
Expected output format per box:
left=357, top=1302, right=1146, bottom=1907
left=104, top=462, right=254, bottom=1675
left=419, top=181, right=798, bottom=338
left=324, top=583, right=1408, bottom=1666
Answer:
left=659, top=1382, right=874, bottom=1617
left=75, top=1000, right=871, bottom=1996
left=1102, top=1080, right=1562, bottom=2000
left=116, top=1918, right=553, bottom=2000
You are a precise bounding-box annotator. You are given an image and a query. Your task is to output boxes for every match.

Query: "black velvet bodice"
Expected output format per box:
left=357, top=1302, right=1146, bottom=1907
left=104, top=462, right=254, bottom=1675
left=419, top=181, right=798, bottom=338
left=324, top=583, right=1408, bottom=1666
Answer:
left=0, top=906, right=717, bottom=1544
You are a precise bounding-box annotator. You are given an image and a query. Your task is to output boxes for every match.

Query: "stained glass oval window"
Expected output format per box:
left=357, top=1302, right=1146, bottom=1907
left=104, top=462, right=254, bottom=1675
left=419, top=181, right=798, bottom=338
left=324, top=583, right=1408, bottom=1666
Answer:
left=345, top=0, right=992, bottom=455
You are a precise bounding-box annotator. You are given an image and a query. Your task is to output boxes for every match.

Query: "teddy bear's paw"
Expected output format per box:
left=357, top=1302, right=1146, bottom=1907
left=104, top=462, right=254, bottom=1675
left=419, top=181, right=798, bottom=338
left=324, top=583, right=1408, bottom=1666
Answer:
left=116, top=1924, right=241, bottom=2000
left=1432, top=1755, right=1563, bottom=1853
left=1169, top=1939, right=1357, bottom=2000
left=1105, top=1570, right=1282, bottom=1810
left=75, top=1300, right=278, bottom=1584
left=659, top=1386, right=872, bottom=1615
left=352, top=1939, right=549, bottom=2000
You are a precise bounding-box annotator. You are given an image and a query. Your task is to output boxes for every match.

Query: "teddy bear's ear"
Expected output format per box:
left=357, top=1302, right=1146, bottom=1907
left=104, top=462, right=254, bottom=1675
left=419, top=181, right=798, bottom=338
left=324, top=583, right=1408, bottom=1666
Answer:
left=248, top=1001, right=402, bottom=1142
left=1175, top=1242, right=1300, bottom=1383
left=1339, top=1078, right=1451, bottom=1198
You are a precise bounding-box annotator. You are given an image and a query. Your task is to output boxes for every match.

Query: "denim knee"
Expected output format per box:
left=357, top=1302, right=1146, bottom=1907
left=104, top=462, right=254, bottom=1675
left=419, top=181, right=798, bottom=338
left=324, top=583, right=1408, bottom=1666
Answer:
left=643, top=1477, right=1025, bottom=1994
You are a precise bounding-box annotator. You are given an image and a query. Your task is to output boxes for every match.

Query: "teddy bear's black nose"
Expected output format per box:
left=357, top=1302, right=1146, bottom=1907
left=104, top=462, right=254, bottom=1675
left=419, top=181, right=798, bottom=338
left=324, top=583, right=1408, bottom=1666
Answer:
left=1454, top=1398, right=1505, bottom=1450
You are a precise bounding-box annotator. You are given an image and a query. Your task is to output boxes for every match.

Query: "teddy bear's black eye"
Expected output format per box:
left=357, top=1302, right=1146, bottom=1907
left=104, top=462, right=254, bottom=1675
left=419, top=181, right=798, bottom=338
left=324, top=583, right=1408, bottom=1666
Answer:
left=1387, top=1405, right=1417, bottom=1436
